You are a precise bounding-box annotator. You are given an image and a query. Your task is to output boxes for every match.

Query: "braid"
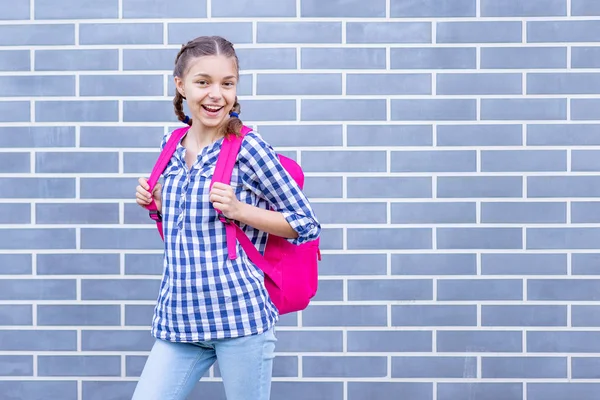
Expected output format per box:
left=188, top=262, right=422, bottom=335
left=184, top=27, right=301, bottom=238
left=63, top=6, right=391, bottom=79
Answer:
left=173, top=91, right=189, bottom=125
left=222, top=97, right=243, bottom=138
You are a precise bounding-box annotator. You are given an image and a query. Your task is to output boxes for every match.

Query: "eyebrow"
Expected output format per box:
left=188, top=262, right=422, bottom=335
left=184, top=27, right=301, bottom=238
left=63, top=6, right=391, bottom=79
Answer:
left=193, top=73, right=237, bottom=80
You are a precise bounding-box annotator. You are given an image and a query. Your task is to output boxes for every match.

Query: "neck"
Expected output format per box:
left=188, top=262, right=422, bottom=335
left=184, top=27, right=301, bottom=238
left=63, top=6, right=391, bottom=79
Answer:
left=186, top=123, right=223, bottom=149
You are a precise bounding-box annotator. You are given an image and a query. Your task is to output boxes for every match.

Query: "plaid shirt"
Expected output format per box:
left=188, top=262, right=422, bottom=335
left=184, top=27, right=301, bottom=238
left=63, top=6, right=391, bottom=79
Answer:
left=151, top=129, right=320, bottom=342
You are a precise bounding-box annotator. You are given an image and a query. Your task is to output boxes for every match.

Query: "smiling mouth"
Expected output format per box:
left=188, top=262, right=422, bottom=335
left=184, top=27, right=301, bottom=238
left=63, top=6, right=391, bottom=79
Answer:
left=202, top=105, right=223, bottom=112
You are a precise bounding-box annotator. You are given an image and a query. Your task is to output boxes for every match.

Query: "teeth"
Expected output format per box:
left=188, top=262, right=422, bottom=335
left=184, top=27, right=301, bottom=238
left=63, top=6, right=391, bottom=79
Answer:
left=204, top=105, right=221, bottom=112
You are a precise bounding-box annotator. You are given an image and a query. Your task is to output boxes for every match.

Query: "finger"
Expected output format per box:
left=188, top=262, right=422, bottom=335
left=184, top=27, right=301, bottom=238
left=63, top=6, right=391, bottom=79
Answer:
left=136, top=186, right=151, bottom=199
left=136, top=192, right=151, bottom=203
left=138, top=177, right=149, bottom=190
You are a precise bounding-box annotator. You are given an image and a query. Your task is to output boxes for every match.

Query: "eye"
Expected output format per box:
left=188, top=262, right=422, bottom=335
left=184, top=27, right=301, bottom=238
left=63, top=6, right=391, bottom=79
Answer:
left=196, top=80, right=208, bottom=86
left=223, top=82, right=235, bottom=87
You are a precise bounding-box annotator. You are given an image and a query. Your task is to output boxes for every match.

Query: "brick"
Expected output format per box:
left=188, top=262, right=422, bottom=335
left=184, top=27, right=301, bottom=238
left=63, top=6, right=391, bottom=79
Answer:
left=481, top=99, right=567, bottom=121
left=0, top=0, right=29, bottom=19
left=437, top=73, right=522, bottom=95
left=37, top=101, right=118, bottom=123
left=0, top=254, right=32, bottom=274
left=528, top=21, right=600, bottom=43
left=481, top=253, right=567, bottom=275
left=572, top=99, right=600, bottom=120
left=302, top=305, right=387, bottom=327
left=348, top=279, right=432, bottom=301
left=303, top=99, right=386, bottom=122
left=273, top=383, right=343, bottom=400
left=257, top=73, right=341, bottom=95
left=0, top=382, right=76, bottom=400
left=0, top=229, right=75, bottom=250
left=529, top=383, right=600, bottom=400
left=392, top=99, right=476, bottom=121
left=80, top=75, right=163, bottom=97
left=272, top=357, right=299, bottom=378
left=438, top=279, right=523, bottom=301
left=573, top=0, right=600, bottom=15
left=529, top=279, right=600, bottom=300
left=0, top=101, right=29, bottom=122
left=0, top=330, right=76, bottom=351
left=302, top=48, right=386, bottom=69
left=438, top=383, right=522, bottom=400
left=81, top=23, right=163, bottom=45
left=36, top=152, right=119, bottom=173
left=168, top=22, right=249, bottom=44
left=347, top=22, right=430, bottom=44
left=483, top=357, right=566, bottom=379
left=39, top=356, right=120, bottom=377
left=258, top=125, right=343, bottom=147
left=393, top=357, right=476, bottom=378
left=125, top=253, right=163, bottom=275
left=572, top=306, right=600, bottom=326
left=391, top=0, right=475, bottom=17
left=528, top=228, right=600, bottom=249
left=125, top=356, right=146, bottom=377
left=302, top=0, right=385, bottom=17
left=481, top=47, right=567, bottom=69
left=391, top=48, right=476, bottom=69
left=319, top=254, right=386, bottom=276
left=212, top=0, right=295, bottom=17
left=437, top=331, right=522, bottom=352
left=572, top=358, right=600, bottom=378
left=124, top=0, right=206, bottom=18
left=82, top=278, right=159, bottom=300
left=0, top=153, right=29, bottom=173
left=0, top=305, right=32, bottom=325
left=303, top=356, right=386, bottom=378
left=38, top=305, right=120, bottom=326
left=437, top=228, right=523, bottom=249
left=572, top=150, right=600, bottom=172
left=36, top=203, right=119, bottom=225
left=437, top=124, right=522, bottom=146
left=238, top=48, right=296, bottom=70
left=0, top=178, right=74, bottom=199
left=0, top=24, right=74, bottom=46
left=0, top=356, right=33, bottom=376
left=82, top=330, right=154, bottom=351
left=36, top=49, right=118, bottom=71
left=124, top=203, right=153, bottom=225
left=0, top=50, right=29, bottom=71
left=348, top=228, right=432, bottom=250
left=392, top=254, right=476, bottom=275
left=123, top=48, right=177, bottom=71
left=348, top=125, right=432, bottom=147
left=528, top=331, right=600, bottom=352
left=482, top=202, right=566, bottom=224
left=0, top=279, right=75, bottom=300
left=312, top=202, right=386, bottom=224
left=348, top=177, right=432, bottom=198
left=572, top=254, right=600, bottom=275
left=319, top=228, right=344, bottom=250
left=391, top=202, right=476, bottom=224
left=572, top=201, right=600, bottom=223
left=36, top=0, right=117, bottom=18
left=276, top=331, right=343, bottom=352
left=347, top=73, right=431, bottom=95
left=393, top=305, right=477, bottom=326
left=301, top=150, right=386, bottom=173
left=528, top=73, right=600, bottom=94
left=392, top=150, right=475, bottom=172
left=529, top=176, right=600, bottom=198
left=37, top=254, right=120, bottom=275
left=123, top=152, right=157, bottom=174
left=81, top=126, right=162, bottom=148
left=483, top=305, right=567, bottom=327
left=437, top=21, right=522, bottom=43
left=122, top=100, right=174, bottom=122
left=572, top=47, right=600, bottom=68
left=125, top=305, right=154, bottom=326
left=348, top=331, right=432, bottom=352
left=482, top=0, right=566, bottom=16
left=350, top=383, right=431, bottom=400
left=258, top=22, right=341, bottom=44
left=81, top=227, right=162, bottom=249
left=82, top=382, right=136, bottom=400
left=0, top=126, right=75, bottom=148
left=482, top=150, right=566, bottom=172
left=232, top=100, right=297, bottom=122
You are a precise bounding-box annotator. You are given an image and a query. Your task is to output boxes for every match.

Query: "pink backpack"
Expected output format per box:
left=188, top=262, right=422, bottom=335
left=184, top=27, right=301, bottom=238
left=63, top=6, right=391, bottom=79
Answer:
left=146, top=125, right=321, bottom=315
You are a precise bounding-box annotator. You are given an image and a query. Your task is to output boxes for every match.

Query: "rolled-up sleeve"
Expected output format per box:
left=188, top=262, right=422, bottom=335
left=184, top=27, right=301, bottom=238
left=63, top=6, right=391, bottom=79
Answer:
left=239, top=132, right=321, bottom=245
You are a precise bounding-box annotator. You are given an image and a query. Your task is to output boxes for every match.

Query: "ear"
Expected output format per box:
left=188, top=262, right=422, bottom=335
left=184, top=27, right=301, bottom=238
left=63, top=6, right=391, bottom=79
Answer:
left=174, top=76, right=186, bottom=99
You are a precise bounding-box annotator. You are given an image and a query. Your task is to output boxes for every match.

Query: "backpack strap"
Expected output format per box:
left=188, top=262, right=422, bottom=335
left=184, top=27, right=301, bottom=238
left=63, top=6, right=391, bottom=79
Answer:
left=146, top=126, right=190, bottom=240
left=211, top=126, right=252, bottom=260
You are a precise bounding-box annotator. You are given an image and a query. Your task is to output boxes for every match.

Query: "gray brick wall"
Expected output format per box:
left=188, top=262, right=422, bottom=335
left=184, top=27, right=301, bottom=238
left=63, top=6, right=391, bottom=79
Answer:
left=1, top=0, right=600, bottom=399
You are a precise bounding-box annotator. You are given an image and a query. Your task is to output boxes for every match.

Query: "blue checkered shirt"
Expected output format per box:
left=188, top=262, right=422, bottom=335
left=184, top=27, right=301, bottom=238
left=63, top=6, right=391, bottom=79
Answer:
left=151, top=130, right=321, bottom=342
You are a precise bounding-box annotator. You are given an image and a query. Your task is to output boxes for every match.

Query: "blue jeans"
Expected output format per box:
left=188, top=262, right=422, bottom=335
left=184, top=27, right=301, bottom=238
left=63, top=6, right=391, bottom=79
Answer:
left=131, top=328, right=277, bottom=400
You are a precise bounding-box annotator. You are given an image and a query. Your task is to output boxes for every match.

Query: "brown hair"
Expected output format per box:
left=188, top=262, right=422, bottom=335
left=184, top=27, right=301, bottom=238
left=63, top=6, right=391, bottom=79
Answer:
left=173, top=36, right=242, bottom=137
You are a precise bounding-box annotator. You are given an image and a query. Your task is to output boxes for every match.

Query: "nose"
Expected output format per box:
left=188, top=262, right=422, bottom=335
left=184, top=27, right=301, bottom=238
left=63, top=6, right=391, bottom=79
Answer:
left=209, top=83, right=222, bottom=100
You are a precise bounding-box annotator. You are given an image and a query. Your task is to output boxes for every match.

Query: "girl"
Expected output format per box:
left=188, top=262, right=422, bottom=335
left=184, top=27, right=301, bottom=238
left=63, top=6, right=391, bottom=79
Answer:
left=132, top=36, right=321, bottom=400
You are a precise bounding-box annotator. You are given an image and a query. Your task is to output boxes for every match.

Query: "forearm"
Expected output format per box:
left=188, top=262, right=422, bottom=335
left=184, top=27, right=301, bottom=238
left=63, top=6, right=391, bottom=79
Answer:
left=235, top=202, right=298, bottom=239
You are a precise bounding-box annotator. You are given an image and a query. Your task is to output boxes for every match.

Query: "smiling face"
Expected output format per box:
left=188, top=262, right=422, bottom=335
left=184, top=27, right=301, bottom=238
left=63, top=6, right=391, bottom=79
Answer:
left=175, top=54, right=238, bottom=131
